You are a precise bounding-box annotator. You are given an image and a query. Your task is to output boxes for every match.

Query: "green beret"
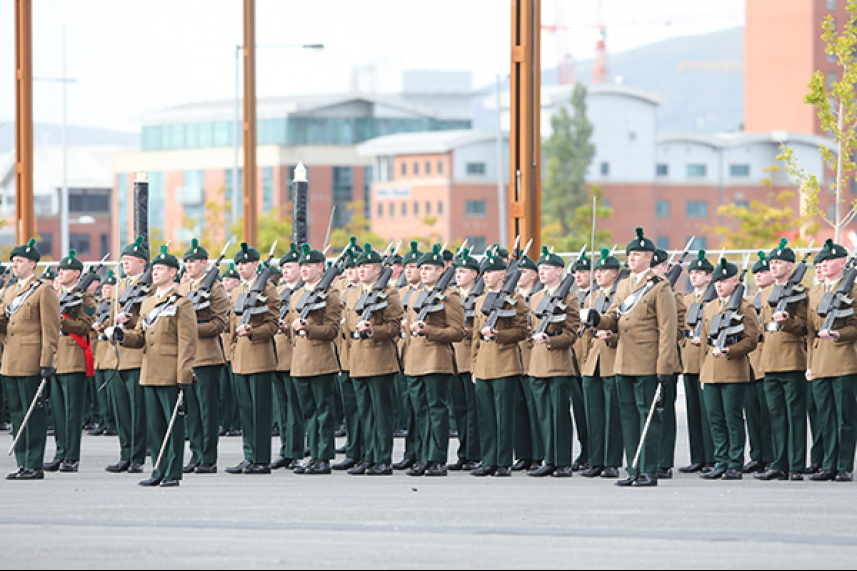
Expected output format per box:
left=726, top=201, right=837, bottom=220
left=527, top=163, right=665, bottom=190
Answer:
left=121, top=235, right=148, bottom=261
left=298, top=243, right=326, bottom=265
left=344, top=249, right=357, bottom=269
left=442, top=249, right=454, bottom=262
left=536, top=246, right=565, bottom=269
left=711, top=258, right=738, bottom=282
left=40, top=265, right=57, bottom=280
left=221, top=263, right=240, bottom=280
left=234, top=242, right=261, bottom=263
left=651, top=249, right=669, bottom=268
left=595, top=248, right=621, bottom=271
left=572, top=252, right=591, bottom=272
left=480, top=249, right=507, bottom=272
left=58, top=248, right=84, bottom=272
left=356, top=243, right=383, bottom=266
left=768, top=237, right=795, bottom=263
left=454, top=247, right=480, bottom=272
left=104, top=269, right=118, bottom=286
left=519, top=256, right=538, bottom=272
left=418, top=244, right=447, bottom=268
left=267, top=264, right=282, bottom=281
left=403, top=241, right=422, bottom=266
left=753, top=251, right=771, bottom=274
left=88, top=269, right=102, bottom=282
left=689, top=250, right=714, bottom=273
left=494, top=244, right=510, bottom=260
left=280, top=242, right=301, bottom=266
left=391, top=253, right=403, bottom=265
left=817, top=238, right=847, bottom=262
left=152, top=244, right=180, bottom=270
left=10, top=238, right=41, bottom=262
left=626, top=227, right=656, bottom=254
left=183, top=238, right=209, bottom=261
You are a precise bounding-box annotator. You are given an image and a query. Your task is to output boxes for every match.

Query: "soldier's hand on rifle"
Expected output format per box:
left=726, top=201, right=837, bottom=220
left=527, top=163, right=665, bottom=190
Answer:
left=819, top=329, right=839, bottom=340
left=596, top=330, right=612, bottom=341
left=712, top=347, right=729, bottom=358
left=691, top=336, right=702, bottom=346
left=278, top=319, right=289, bottom=332
left=356, top=320, right=373, bottom=336
left=533, top=332, right=549, bottom=345
left=236, top=324, right=252, bottom=337
left=581, top=308, right=600, bottom=328
left=411, top=321, right=428, bottom=336
left=292, top=318, right=308, bottom=333
left=115, top=312, right=131, bottom=325
left=481, top=326, right=496, bottom=340
left=105, top=326, right=125, bottom=344
left=92, top=322, right=104, bottom=332
left=773, top=310, right=789, bottom=323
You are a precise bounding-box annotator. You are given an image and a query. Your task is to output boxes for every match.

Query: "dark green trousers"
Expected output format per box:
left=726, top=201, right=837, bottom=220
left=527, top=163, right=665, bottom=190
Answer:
left=449, top=372, right=480, bottom=462
left=702, top=382, right=747, bottom=470
left=806, top=382, right=825, bottom=466
left=50, top=373, right=86, bottom=462
left=658, top=374, right=678, bottom=469
left=338, top=372, right=364, bottom=460
left=513, top=376, right=544, bottom=463
left=234, top=371, right=273, bottom=465
left=582, top=374, right=624, bottom=468
left=0, top=378, right=9, bottom=423
left=272, top=371, right=305, bottom=460
left=570, top=376, right=589, bottom=465
left=396, top=372, right=420, bottom=461
left=683, top=373, right=714, bottom=465
left=764, top=371, right=807, bottom=472
left=616, top=374, right=662, bottom=476
left=218, top=364, right=240, bottom=432
left=109, top=369, right=147, bottom=465
left=531, top=376, right=573, bottom=466
left=353, top=375, right=396, bottom=464
left=186, top=365, right=222, bottom=467
left=744, top=379, right=773, bottom=464
left=407, top=374, right=450, bottom=464
left=812, top=376, right=857, bottom=471
left=144, top=385, right=185, bottom=482
left=92, top=371, right=116, bottom=432
left=82, top=373, right=98, bottom=426
left=333, top=373, right=345, bottom=427
left=294, top=374, right=336, bottom=460
left=475, top=376, right=516, bottom=467
left=4, top=375, right=46, bottom=470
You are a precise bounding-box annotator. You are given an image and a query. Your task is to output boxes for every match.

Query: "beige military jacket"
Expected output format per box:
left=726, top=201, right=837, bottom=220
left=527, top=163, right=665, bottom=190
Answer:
left=699, top=297, right=759, bottom=384
left=574, top=288, right=594, bottom=375
left=287, top=284, right=342, bottom=378
left=0, top=276, right=59, bottom=377
left=103, top=274, right=146, bottom=371
left=121, top=288, right=197, bottom=386
left=806, top=281, right=857, bottom=379
left=528, top=287, right=580, bottom=379
left=582, top=287, right=620, bottom=378
left=228, top=279, right=280, bottom=375
left=681, top=289, right=708, bottom=376
left=758, top=283, right=808, bottom=373
left=274, top=281, right=302, bottom=373
left=178, top=278, right=229, bottom=368
left=598, top=269, right=678, bottom=377
left=747, top=289, right=766, bottom=380
left=338, top=285, right=360, bottom=373
left=56, top=288, right=96, bottom=375
left=453, top=284, right=476, bottom=375
left=344, top=281, right=404, bottom=378
left=403, top=285, right=465, bottom=377
left=518, top=285, right=537, bottom=372
left=471, top=291, right=528, bottom=380
left=671, top=290, right=687, bottom=375
left=398, top=283, right=422, bottom=367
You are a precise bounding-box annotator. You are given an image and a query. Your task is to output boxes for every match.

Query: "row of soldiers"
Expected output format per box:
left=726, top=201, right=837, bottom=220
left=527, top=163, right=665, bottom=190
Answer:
left=2, top=227, right=855, bottom=487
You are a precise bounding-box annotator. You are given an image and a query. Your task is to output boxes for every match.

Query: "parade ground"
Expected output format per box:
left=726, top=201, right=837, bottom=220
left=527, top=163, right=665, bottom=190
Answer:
left=1, top=405, right=856, bottom=571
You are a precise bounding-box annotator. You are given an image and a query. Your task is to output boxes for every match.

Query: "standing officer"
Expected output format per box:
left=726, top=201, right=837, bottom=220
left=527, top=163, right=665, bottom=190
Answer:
left=289, top=244, right=342, bottom=475
left=2, top=239, right=59, bottom=480
left=44, top=249, right=96, bottom=473
left=745, top=252, right=774, bottom=473
left=573, top=252, right=594, bottom=394
left=405, top=245, right=465, bottom=476
left=218, top=264, right=241, bottom=437
left=527, top=247, right=580, bottom=478
left=178, top=238, right=229, bottom=474
left=344, top=243, right=404, bottom=475
left=92, top=271, right=118, bottom=436
left=112, top=245, right=196, bottom=487
left=806, top=239, right=857, bottom=481
left=225, top=243, right=279, bottom=475
left=271, top=244, right=305, bottom=470
left=697, top=258, right=759, bottom=480
left=756, top=238, right=810, bottom=481
left=584, top=228, right=678, bottom=487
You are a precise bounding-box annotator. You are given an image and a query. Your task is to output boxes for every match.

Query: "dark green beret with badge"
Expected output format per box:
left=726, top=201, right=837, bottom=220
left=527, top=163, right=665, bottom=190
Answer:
left=58, top=248, right=84, bottom=272
left=234, top=242, right=261, bottom=264
left=712, top=258, right=738, bottom=282
left=454, top=247, right=480, bottom=272
left=11, top=238, right=41, bottom=262
left=152, top=244, right=180, bottom=269
left=104, top=269, right=118, bottom=286
left=280, top=242, right=301, bottom=266
left=344, top=248, right=357, bottom=269
left=183, top=238, right=209, bottom=261
left=494, top=244, right=510, bottom=260
left=403, top=241, right=422, bottom=266
left=357, top=243, right=383, bottom=266
left=768, top=237, right=795, bottom=263
left=418, top=244, right=446, bottom=268
left=537, top=246, right=565, bottom=268
left=651, top=249, right=668, bottom=268
left=298, top=243, right=326, bottom=265
left=390, top=253, right=403, bottom=265
left=221, top=263, right=239, bottom=280
left=626, top=227, right=656, bottom=254
left=480, top=249, right=507, bottom=272
left=596, top=248, right=621, bottom=271
left=519, top=255, right=538, bottom=272
left=121, top=235, right=148, bottom=261
left=753, top=251, right=770, bottom=274
left=40, top=265, right=57, bottom=280
left=572, top=251, right=591, bottom=272
left=689, top=250, right=714, bottom=273
left=817, top=238, right=847, bottom=262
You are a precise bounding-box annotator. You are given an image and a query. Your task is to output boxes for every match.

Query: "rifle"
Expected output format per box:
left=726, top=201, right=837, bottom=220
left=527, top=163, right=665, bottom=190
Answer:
left=58, top=253, right=110, bottom=315
left=409, top=245, right=468, bottom=336
left=709, top=254, right=752, bottom=352
left=234, top=241, right=278, bottom=332
left=666, top=236, right=696, bottom=289
left=686, top=247, right=725, bottom=340
left=767, top=240, right=815, bottom=330
left=351, top=244, right=398, bottom=340
left=185, top=240, right=233, bottom=312
left=294, top=243, right=354, bottom=337
left=478, top=238, right=533, bottom=341
left=817, top=250, right=857, bottom=333
left=463, top=243, right=499, bottom=321
left=0, top=264, right=10, bottom=290
left=531, top=263, right=577, bottom=339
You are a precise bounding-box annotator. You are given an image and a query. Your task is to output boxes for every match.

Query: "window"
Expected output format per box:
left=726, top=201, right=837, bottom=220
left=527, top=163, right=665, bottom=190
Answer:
left=656, top=200, right=670, bottom=218
left=426, top=161, right=431, bottom=176
left=402, top=202, right=407, bottom=217
left=414, top=162, right=419, bottom=176
left=117, top=173, right=129, bottom=247
left=600, top=162, right=610, bottom=176
left=40, top=233, right=54, bottom=259
left=828, top=0, right=837, bottom=9
left=69, top=188, right=110, bottom=213
left=401, top=162, right=407, bottom=177
left=686, top=201, right=708, bottom=218
left=333, top=166, right=353, bottom=228
left=414, top=202, right=419, bottom=216
left=389, top=203, right=395, bottom=218
left=377, top=203, right=383, bottom=218
left=262, top=167, right=274, bottom=212
left=438, top=201, right=443, bottom=216
left=467, top=236, right=487, bottom=252
left=70, top=233, right=91, bottom=255
left=466, top=200, right=487, bottom=217
left=735, top=201, right=750, bottom=209
left=689, top=236, right=707, bottom=251
left=100, top=233, right=109, bottom=258
left=656, top=164, right=668, bottom=177
left=686, top=164, right=707, bottom=178
left=426, top=201, right=431, bottom=216
left=656, top=236, right=670, bottom=250
left=466, top=162, right=486, bottom=175
left=224, top=168, right=243, bottom=218
left=437, top=161, right=443, bottom=175
left=729, top=164, right=750, bottom=177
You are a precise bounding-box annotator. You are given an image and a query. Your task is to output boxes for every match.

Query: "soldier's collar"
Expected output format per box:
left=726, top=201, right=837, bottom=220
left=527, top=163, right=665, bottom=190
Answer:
left=546, top=284, right=561, bottom=296
left=304, top=280, right=321, bottom=292
left=459, top=284, right=473, bottom=297
left=156, top=284, right=176, bottom=300
left=17, top=273, right=36, bottom=290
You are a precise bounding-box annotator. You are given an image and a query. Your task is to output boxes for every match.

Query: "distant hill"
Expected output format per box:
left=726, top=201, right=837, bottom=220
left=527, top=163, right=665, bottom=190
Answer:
left=0, top=123, right=138, bottom=153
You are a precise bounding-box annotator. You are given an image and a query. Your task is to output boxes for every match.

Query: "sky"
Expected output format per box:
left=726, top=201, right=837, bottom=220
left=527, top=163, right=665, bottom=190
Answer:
left=0, top=0, right=745, bottom=133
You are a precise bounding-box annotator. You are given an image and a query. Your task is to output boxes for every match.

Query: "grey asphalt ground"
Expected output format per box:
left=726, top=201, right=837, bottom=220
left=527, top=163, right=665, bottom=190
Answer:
left=1, top=397, right=856, bottom=570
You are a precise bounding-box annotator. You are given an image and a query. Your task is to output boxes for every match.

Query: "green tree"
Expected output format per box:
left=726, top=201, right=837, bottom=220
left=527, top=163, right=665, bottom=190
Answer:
left=542, top=82, right=595, bottom=235
left=779, top=1, right=857, bottom=242
left=541, top=185, right=612, bottom=253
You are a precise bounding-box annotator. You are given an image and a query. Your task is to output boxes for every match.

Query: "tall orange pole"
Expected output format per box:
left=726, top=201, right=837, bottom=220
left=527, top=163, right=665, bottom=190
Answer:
left=15, top=0, right=34, bottom=244
left=509, top=0, right=541, bottom=255
left=242, top=0, right=258, bottom=246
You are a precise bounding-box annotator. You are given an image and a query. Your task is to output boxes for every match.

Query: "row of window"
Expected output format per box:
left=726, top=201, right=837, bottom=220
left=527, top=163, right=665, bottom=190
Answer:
left=653, top=164, right=751, bottom=178
left=655, top=236, right=708, bottom=251
left=377, top=200, right=446, bottom=219
left=656, top=200, right=708, bottom=218
left=402, top=160, right=444, bottom=177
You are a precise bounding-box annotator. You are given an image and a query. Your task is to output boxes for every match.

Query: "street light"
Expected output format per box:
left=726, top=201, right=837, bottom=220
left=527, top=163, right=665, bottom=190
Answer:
left=232, top=42, right=324, bottom=229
